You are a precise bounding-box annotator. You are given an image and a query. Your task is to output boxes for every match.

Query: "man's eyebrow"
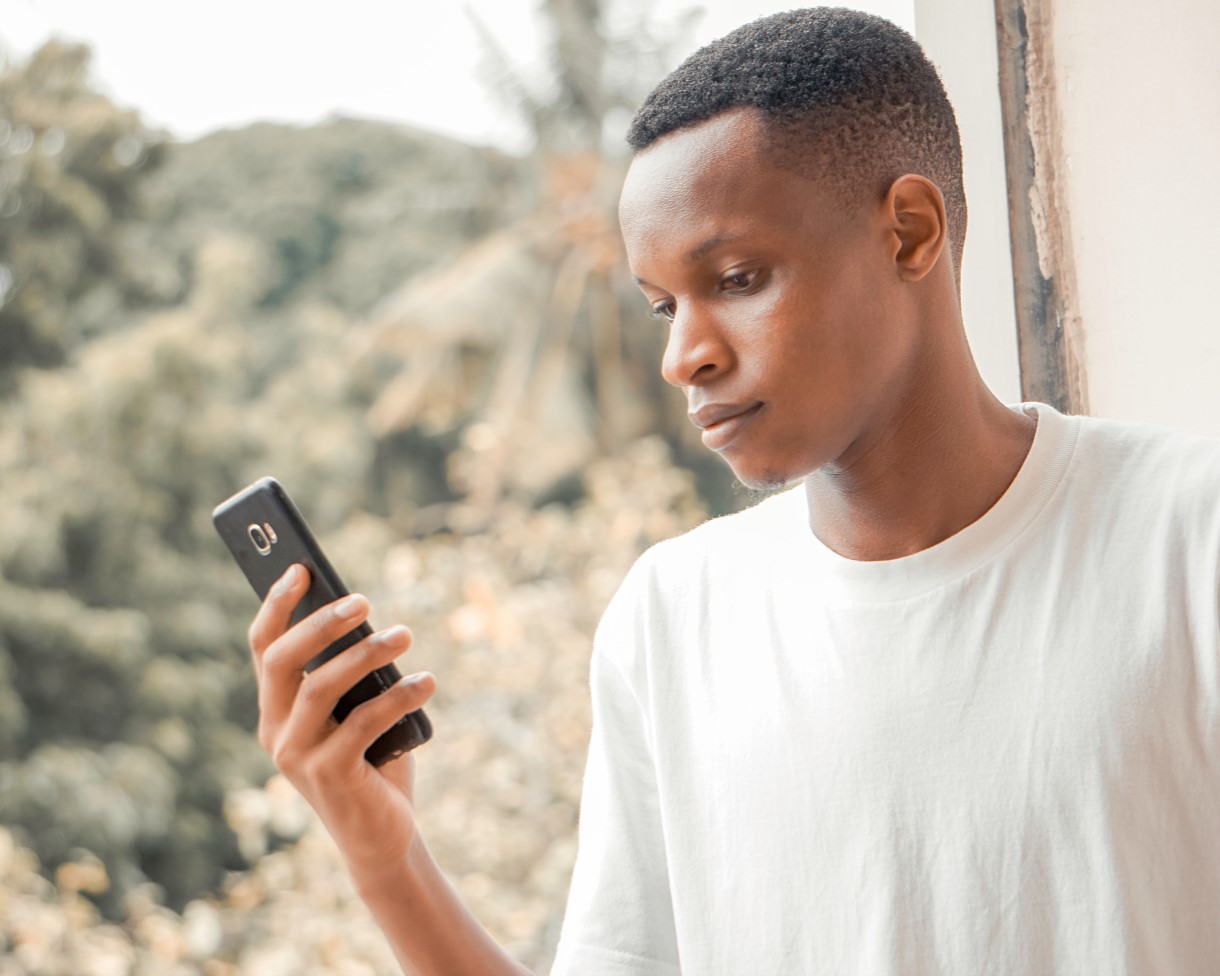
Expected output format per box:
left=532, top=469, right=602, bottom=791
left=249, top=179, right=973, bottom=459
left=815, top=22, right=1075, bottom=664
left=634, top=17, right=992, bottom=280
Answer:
left=687, top=233, right=742, bottom=262
left=631, top=233, right=745, bottom=286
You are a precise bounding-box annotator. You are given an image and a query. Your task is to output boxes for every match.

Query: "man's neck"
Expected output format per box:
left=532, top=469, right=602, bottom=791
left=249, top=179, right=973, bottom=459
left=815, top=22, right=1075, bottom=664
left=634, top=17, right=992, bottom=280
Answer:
left=802, top=382, right=1037, bottom=562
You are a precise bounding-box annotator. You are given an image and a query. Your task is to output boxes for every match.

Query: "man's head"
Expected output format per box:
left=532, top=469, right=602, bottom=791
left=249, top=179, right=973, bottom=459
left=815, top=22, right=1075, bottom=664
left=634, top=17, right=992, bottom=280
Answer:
left=619, top=9, right=970, bottom=491
left=627, top=7, right=966, bottom=286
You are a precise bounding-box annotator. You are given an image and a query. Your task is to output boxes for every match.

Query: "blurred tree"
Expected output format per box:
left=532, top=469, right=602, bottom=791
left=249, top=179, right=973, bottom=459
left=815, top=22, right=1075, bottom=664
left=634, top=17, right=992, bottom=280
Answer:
left=0, top=268, right=260, bottom=911
left=122, top=115, right=523, bottom=315
left=359, top=0, right=739, bottom=524
left=0, top=40, right=164, bottom=393
left=0, top=0, right=742, bottom=928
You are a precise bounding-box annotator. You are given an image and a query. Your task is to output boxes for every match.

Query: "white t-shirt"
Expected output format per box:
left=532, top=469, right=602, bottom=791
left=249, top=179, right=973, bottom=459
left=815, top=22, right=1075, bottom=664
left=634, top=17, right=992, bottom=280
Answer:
left=551, top=402, right=1220, bottom=976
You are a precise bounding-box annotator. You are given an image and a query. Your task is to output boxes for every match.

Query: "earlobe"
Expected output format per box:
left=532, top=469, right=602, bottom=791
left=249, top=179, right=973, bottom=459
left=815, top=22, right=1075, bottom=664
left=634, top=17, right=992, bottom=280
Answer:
left=886, top=175, right=947, bottom=282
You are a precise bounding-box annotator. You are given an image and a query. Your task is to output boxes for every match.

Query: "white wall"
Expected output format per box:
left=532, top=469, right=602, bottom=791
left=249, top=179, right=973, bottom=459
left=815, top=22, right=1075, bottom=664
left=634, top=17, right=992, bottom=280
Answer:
left=921, top=0, right=1220, bottom=435
left=916, top=0, right=1023, bottom=407
left=1050, top=0, right=1220, bottom=435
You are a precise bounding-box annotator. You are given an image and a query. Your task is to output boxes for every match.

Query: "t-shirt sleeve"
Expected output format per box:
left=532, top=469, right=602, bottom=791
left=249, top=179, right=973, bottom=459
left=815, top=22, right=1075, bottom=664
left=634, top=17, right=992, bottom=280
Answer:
left=549, top=603, right=682, bottom=975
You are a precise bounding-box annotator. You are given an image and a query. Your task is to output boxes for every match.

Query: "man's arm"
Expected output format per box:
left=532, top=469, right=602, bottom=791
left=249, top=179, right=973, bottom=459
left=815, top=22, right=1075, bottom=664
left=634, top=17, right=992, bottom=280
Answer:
left=246, top=564, right=532, bottom=976
left=350, top=834, right=531, bottom=976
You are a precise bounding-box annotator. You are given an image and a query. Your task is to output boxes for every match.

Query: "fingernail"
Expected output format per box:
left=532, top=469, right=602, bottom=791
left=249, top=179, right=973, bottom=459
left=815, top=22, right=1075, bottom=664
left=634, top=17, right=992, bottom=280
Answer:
left=401, top=671, right=432, bottom=686
left=335, top=595, right=364, bottom=619
left=372, top=625, right=410, bottom=647
left=275, top=565, right=300, bottom=594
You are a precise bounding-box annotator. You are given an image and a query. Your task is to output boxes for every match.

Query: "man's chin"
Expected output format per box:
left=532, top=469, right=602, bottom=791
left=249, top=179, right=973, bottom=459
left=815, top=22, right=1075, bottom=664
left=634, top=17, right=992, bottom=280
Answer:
left=728, top=463, right=798, bottom=500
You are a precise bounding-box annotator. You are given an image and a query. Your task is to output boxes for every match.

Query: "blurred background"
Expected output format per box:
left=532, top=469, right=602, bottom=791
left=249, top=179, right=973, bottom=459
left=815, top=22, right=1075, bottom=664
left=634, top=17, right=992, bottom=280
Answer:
left=0, top=2, right=917, bottom=973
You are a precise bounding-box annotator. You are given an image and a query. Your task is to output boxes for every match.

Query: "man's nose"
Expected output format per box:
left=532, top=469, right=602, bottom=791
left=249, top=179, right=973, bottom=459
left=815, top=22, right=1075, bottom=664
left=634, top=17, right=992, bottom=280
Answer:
left=660, top=307, right=731, bottom=388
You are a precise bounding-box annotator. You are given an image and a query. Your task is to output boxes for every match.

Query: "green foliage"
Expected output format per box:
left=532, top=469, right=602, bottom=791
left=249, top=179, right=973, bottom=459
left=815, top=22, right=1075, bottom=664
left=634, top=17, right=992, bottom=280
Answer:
left=263, top=210, right=341, bottom=307
left=0, top=40, right=164, bottom=390
left=125, top=117, right=524, bottom=315
left=0, top=308, right=267, bottom=911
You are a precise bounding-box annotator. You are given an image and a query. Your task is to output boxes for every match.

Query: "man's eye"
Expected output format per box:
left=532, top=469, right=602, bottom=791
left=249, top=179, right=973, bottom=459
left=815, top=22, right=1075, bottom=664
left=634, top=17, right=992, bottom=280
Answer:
left=650, top=301, right=676, bottom=321
left=721, top=271, right=756, bottom=290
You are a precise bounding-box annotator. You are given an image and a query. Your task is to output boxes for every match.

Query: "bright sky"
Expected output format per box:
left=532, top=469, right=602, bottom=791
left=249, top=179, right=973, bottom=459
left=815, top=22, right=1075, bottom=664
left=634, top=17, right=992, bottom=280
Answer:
left=3, top=0, right=915, bottom=149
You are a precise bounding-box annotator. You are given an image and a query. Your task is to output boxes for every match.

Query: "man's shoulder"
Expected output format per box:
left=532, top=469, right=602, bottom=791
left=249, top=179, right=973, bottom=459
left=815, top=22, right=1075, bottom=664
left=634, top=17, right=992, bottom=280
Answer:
left=1071, top=410, right=1220, bottom=492
left=1075, top=409, right=1220, bottom=451
left=1058, top=410, right=1220, bottom=545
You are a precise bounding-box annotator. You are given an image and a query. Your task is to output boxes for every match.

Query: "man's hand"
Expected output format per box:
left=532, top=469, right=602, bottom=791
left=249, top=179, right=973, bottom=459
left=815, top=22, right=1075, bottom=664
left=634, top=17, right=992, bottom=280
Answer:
left=247, top=562, right=436, bottom=875
left=244, top=563, right=530, bottom=976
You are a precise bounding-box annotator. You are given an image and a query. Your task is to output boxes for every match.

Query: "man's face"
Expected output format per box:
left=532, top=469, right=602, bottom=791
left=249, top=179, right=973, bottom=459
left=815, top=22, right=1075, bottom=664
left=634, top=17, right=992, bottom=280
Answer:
left=619, top=109, right=917, bottom=490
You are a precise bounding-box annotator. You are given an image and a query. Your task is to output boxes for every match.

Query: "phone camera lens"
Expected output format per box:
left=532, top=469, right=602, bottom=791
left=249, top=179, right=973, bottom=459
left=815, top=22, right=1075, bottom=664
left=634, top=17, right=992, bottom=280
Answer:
left=247, top=523, right=272, bottom=555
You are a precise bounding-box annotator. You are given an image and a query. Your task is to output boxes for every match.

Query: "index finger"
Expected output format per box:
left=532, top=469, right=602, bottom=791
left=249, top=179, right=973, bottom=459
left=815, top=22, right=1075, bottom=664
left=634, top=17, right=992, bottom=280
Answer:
left=247, top=564, right=310, bottom=670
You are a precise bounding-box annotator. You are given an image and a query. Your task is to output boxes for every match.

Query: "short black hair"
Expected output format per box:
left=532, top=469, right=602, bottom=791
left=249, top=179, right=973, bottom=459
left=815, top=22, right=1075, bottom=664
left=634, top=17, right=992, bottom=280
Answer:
left=628, top=7, right=967, bottom=289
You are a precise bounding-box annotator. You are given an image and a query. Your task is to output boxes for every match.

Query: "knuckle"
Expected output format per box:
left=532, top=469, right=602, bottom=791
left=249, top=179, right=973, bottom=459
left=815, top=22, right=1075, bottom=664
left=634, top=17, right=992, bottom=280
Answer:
left=298, top=674, right=330, bottom=708
left=346, top=703, right=383, bottom=741
left=261, top=642, right=286, bottom=677
left=270, top=743, right=297, bottom=775
left=247, top=620, right=266, bottom=653
left=299, top=752, right=334, bottom=788
left=268, top=744, right=282, bottom=768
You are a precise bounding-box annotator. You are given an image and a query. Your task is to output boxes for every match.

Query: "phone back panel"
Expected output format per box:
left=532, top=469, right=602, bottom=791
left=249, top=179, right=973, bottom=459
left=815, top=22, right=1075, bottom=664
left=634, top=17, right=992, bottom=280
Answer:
left=213, top=476, right=432, bottom=763
left=213, top=477, right=363, bottom=650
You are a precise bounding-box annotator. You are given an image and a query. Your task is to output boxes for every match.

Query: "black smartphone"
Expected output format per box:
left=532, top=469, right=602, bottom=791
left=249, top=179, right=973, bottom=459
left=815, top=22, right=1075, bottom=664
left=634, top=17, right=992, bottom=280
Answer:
left=212, top=476, right=432, bottom=765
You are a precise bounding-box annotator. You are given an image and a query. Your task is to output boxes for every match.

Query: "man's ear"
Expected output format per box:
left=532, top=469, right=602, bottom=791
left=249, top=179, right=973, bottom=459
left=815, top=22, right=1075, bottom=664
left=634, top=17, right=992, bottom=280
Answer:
left=885, top=174, right=948, bottom=282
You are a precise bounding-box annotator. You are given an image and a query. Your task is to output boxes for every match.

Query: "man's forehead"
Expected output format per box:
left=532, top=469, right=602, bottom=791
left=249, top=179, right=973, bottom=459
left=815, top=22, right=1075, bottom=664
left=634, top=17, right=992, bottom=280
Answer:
left=618, top=109, right=768, bottom=219
left=638, top=107, right=765, bottom=162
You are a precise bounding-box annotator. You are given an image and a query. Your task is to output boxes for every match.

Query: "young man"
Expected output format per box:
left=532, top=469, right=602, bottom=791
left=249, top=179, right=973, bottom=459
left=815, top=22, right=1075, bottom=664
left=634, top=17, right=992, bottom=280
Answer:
left=246, top=8, right=1220, bottom=975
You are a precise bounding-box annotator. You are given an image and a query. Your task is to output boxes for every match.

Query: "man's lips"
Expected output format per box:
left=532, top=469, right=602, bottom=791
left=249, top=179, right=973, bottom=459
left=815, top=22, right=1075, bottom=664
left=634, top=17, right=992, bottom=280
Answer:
left=688, top=401, right=764, bottom=430
left=688, top=401, right=764, bottom=451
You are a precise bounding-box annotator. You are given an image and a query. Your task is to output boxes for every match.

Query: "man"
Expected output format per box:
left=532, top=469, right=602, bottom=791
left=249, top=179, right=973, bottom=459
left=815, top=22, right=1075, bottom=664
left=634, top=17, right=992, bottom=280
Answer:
left=246, top=8, right=1220, bottom=974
